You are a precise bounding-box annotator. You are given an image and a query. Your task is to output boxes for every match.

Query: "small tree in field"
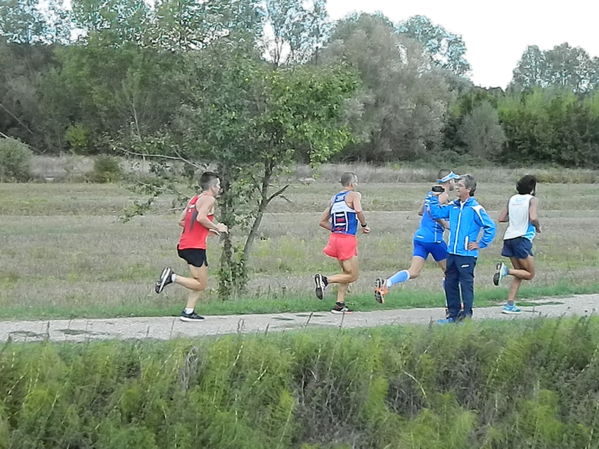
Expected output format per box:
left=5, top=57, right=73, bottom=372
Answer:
left=125, top=44, right=359, bottom=297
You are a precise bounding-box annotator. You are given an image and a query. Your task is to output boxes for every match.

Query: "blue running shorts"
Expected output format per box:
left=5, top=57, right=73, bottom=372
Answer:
left=501, top=236, right=534, bottom=259
left=413, top=239, right=448, bottom=262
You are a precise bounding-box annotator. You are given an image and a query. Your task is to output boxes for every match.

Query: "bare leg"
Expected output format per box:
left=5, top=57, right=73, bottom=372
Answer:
left=436, top=259, right=447, bottom=273
left=406, top=256, right=426, bottom=280
left=508, top=256, right=535, bottom=280
left=328, top=257, right=359, bottom=304
left=507, top=257, right=535, bottom=303
left=173, top=264, right=208, bottom=310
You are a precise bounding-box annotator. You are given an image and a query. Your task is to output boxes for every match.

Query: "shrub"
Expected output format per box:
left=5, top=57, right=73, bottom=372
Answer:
left=90, top=155, right=122, bottom=183
left=0, top=137, right=32, bottom=182
left=65, top=124, right=92, bottom=155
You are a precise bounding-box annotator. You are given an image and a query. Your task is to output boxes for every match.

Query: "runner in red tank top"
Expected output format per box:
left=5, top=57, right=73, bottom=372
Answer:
left=154, top=172, right=228, bottom=321
left=178, top=194, right=213, bottom=250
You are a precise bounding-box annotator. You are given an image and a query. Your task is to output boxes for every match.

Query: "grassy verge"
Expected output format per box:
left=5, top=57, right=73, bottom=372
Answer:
left=1, top=281, right=597, bottom=320
left=1, top=317, right=598, bottom=448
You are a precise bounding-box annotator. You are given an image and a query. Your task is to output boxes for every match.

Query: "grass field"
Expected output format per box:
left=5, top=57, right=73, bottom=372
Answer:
left=1, top=165, right=599, bottom=319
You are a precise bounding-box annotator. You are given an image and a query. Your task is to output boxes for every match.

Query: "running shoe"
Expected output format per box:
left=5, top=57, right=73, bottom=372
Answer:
left=436, top=317, right=456, bottom=324
left=374, top=278, right=388, bottom=304
left=502, top=303, right=521, bottom=314
left=331, top=302, right=352, bottom=313
left=155, top=267, right=173, bottom=293
left=492, top=262, right=509, bottom=286
left=180, top=310, right=205, bottom=321
left=314, top=274, right=327, bottom=300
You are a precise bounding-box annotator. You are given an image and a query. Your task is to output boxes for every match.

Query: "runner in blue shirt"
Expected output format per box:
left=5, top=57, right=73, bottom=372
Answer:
left=374, top=169, right=459, bottom=303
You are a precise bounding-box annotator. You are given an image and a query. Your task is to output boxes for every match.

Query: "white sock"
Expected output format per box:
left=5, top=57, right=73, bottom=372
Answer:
left=171, top=274, right=177, bottom=282
left=184, top=308, right=194, bottom=314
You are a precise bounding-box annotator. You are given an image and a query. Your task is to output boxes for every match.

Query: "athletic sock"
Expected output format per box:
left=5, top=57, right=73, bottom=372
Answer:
left=322, top=276, right=329, bottom=287
left=386, top=270, right=410, bottom=287
left=184, top=308, right=194, bottom=314
left=171, top=274, right=177, bottom=282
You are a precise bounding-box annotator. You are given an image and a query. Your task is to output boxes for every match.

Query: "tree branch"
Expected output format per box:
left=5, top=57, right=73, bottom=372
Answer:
left=117, top=147, right=205, bottom=170
left=0, top=102, right=35, bottom=135
left=266, top=184, right=290, bottom=205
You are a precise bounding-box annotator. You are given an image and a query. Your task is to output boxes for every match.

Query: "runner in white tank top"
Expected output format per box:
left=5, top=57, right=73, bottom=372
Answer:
left=494, top=175, right=542, bottom=314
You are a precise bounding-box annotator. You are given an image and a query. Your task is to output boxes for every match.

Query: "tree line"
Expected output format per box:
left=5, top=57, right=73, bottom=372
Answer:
left=2, top=0, right=599, bottom=168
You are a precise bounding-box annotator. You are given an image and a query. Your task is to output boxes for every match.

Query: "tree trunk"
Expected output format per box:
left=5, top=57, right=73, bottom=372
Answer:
left=242, top=160, right=273, bottom=259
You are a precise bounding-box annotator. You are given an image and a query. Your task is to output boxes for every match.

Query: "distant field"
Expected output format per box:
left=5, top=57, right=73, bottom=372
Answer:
left=1, top=171, right=598, bottom=319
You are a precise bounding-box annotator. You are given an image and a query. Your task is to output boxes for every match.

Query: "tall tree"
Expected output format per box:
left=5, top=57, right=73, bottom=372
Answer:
left=397, top=15, right=470, bottom=77
left=0, top=0, right=46, bottom=43
left=321, top=13, right=452, bottom=161
left=148, top=0, right=263, bottom=52
left=264, top=0, right=329, bottom=66
left=71, top=0, right=151, bottom=45
left=511, top=43, right=598, bottom=93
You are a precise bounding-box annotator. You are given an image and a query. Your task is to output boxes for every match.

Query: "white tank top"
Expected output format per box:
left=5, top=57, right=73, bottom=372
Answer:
left=504, top=194, right=533, bottom=240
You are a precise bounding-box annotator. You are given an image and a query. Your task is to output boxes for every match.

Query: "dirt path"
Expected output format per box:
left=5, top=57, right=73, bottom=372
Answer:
left=2, top=294, right=598, bottom=343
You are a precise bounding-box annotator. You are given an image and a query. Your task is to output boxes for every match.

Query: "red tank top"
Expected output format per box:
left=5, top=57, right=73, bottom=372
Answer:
left=178, top=195, right=214, bottom=250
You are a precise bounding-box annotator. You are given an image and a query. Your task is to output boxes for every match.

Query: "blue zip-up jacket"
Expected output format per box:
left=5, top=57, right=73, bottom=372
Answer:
left=428, top=195, right=496, bottom=257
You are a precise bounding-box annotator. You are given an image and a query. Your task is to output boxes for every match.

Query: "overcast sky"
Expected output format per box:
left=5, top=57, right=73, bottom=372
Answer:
left=326, top=0, right=599, bottom=88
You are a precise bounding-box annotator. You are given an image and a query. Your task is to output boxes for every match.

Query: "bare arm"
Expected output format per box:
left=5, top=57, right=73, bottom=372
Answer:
left=319, top=206, right=331, bottom=231
left=196, top=196, right=228, bottom=233
left=348, top=191, right=370, bottom=233
left=498, top=206, right=508, bottom=222
left=529, top=197, right=541, bottom=232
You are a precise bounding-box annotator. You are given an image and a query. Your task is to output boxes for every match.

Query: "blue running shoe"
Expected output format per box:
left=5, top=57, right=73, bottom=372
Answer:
left=436, top=317, right=456, bottom=324
left=502, top=303, right=521, bottom=314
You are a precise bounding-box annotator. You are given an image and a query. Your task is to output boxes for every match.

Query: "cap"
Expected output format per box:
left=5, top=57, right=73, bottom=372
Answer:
left=437, top=171, right=460, bottom=183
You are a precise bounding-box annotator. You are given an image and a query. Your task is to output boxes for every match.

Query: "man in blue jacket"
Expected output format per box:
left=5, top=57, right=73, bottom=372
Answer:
left=428, top=174, right=496, bottom=322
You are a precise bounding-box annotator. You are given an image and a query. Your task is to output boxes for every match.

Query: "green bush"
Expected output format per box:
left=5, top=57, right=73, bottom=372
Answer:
left=0, top=137, right=32, bottom=182
left=65, top=123, right=91, bottom=155
left=90, top=155, right=122, bottom=183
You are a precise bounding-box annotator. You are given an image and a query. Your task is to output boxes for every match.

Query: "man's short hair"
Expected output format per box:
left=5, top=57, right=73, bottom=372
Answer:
left=340, top=172, right=358, bottom=187
left=437, top=169, right=451, bottom=180
left=199, top=171, right=220, bottom=191
left=516, top=175, right=537, bottom=195
left=459, top=174, right=477, bottom=196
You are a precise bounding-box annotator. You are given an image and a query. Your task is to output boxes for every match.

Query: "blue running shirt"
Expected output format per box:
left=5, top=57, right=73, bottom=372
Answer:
left=414, top=192, right=446, bottom=243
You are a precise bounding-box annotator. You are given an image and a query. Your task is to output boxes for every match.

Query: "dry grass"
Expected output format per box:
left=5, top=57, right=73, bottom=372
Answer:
left=1, top=171, right=599, bottom=318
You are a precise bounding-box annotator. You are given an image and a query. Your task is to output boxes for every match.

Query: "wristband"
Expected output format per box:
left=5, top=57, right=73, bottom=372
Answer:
left=361, top=223, right=368, bottom=227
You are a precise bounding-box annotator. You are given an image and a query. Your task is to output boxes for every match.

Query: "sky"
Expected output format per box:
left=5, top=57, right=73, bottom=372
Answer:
left=326, top=0, right=599, bottom=89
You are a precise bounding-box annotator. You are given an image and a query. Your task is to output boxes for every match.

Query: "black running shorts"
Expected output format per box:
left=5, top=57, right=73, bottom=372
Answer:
left=177, top=247, right=208, bottom=267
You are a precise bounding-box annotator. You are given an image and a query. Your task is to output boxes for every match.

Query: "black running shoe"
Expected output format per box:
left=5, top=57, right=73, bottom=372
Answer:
left=331, top=302, right=352, bottom=314
left=180, top=310, right=204, bottom=321
left=314, top=274, right=326, bottom=300
left=493, top=262, right=509, bottom=286
left=155, top=267, right=173, bottom=294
